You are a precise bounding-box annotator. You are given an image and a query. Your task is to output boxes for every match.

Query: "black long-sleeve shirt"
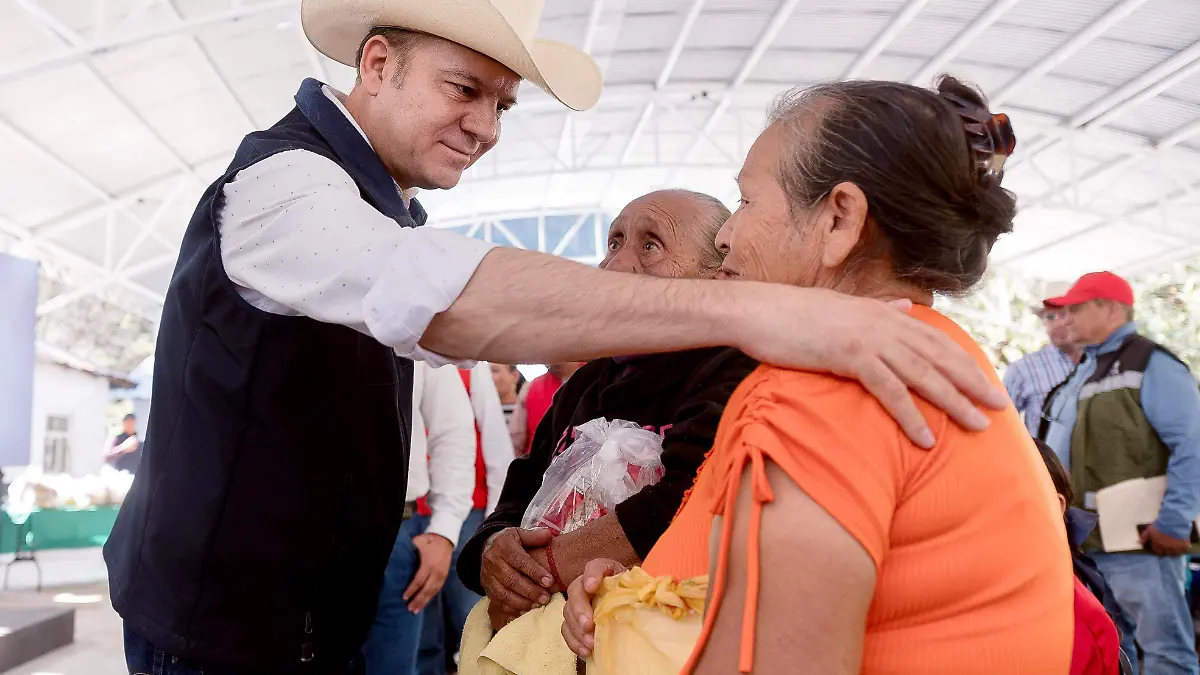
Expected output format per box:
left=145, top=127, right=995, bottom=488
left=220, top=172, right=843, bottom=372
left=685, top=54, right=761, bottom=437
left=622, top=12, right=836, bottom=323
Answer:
left=458, top=347, right=758, bottom=594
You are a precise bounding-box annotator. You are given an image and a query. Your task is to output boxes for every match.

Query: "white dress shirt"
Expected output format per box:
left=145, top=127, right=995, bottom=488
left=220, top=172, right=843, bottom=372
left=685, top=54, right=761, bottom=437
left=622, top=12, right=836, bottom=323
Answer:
left=465, top=363, right=516, bottom=515
left=408, top=362, right=476, bottom=545
left=217, top=85, right=497, bottom=367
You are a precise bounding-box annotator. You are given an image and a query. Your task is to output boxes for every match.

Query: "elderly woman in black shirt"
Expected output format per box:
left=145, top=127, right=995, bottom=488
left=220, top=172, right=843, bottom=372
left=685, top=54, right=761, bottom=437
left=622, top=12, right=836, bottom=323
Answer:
left=457, top=189, right=758, bottom=628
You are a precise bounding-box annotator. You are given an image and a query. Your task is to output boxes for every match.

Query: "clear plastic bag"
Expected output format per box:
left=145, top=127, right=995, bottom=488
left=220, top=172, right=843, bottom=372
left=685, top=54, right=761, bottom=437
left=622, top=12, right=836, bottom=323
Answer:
left=521, top=418, right=665, bottom=536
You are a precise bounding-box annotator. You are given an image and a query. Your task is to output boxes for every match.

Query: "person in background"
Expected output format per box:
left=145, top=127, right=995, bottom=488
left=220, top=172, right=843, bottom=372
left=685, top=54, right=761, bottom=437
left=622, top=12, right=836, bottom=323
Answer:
left=1041, top=271, right=1200, bottom=675
left=1035, top=439, right=1133, bottom=675
left=1004, top=281, right=1082, bottom=435
left=458, top=189, right=758, bottom=632
left=418, top=362, right=514, bottom=675
left=362, top=363, right=476, bottom=675
left=565, top=76, right=1074, bottom=673
left=490, top=363, right=527, bottom=452
left=104, top=414, right=142, bottom=474
left=520, top=363, right=585, bottom=455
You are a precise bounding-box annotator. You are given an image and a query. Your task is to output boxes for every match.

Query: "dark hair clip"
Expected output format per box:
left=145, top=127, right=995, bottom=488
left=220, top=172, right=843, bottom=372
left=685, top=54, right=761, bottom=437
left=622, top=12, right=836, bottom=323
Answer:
left=941, top=93, right=1017, bottom=188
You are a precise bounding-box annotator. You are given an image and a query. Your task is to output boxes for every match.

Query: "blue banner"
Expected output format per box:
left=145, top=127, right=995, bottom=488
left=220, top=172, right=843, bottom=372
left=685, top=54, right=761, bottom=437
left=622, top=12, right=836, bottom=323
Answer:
left=0, top=253, right=38, bottom=468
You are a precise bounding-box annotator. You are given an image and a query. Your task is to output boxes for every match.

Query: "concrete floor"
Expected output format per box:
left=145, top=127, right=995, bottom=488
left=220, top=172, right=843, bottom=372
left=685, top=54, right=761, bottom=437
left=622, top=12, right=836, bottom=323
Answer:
left=0, top=548, right=125, bottom=675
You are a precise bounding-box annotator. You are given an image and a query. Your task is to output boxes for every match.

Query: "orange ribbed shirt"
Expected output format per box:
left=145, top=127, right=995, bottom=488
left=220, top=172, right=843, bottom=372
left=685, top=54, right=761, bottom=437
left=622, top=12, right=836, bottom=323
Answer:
left=643, top=306, right=1073, bottom=674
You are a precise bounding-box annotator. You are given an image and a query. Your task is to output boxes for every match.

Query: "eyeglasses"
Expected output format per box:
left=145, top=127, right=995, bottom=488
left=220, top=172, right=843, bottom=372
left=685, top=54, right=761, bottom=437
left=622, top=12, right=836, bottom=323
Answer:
left=1040, top=309, right=1068, bottom=321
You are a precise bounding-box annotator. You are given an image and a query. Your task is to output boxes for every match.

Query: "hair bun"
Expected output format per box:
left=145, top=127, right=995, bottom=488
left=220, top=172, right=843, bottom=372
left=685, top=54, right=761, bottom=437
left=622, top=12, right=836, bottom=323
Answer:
left=936, top=75, right=1017, bottom=188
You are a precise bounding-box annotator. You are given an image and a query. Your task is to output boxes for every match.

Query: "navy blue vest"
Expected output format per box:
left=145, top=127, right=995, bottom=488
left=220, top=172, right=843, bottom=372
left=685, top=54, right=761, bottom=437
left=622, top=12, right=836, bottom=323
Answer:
left=105, top=79, right=417, bottom=671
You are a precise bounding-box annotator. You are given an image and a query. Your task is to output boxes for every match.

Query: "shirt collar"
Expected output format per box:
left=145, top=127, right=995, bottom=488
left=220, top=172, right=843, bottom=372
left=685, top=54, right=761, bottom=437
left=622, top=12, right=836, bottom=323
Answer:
left=321, top=84, right=419, bottom=207
left=1085, top=322, right=1137, bottom=357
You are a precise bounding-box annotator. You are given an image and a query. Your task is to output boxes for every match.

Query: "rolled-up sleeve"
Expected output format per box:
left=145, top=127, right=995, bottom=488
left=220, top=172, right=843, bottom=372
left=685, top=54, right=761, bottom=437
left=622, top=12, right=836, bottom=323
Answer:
left=1142, top=352, right=1200, bottom=540
left=219, top=149, right=496, bottom=366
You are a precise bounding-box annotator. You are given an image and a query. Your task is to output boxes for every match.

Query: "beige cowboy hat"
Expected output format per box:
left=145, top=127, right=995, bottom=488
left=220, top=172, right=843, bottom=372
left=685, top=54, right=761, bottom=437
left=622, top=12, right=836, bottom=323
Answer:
left=301, top=0, right=603, bottom=111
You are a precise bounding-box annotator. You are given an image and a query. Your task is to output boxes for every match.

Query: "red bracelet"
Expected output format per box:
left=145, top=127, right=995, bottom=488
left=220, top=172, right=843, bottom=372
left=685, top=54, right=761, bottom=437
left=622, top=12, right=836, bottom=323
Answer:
left=545, top=539, right=565, bottom=589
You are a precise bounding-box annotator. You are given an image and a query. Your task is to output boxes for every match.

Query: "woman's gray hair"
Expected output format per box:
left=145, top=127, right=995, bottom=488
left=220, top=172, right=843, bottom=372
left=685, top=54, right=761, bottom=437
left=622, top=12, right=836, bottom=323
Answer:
left=765, top=76, right=1017, bottom=296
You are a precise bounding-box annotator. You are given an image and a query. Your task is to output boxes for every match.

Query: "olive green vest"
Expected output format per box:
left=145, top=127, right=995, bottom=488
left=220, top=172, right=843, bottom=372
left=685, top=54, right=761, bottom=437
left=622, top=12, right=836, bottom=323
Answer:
left=1046, top=333, right=1196, bottom=552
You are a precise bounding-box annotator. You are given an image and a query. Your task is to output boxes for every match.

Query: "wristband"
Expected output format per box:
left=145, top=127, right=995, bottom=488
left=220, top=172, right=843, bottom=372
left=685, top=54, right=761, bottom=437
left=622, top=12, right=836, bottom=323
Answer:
left=545, top=538, right=565, bottom=589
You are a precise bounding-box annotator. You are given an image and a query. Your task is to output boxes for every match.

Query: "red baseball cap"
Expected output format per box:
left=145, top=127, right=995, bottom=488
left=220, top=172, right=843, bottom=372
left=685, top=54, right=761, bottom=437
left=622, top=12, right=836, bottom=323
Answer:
left=1044, top=271, right=1134, bottom=307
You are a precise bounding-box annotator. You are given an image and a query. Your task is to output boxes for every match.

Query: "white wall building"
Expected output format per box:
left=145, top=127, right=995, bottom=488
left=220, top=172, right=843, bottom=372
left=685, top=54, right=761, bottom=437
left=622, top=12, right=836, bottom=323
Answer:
left=26, top=357, right=116, bottom=478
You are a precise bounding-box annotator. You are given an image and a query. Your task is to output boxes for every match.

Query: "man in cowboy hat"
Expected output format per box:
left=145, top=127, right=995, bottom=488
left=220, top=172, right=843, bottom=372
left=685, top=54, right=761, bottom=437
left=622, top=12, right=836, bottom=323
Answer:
left=104, top=2, right=1008, bottom=674
left=1003, top=280, right=1082, bottom=435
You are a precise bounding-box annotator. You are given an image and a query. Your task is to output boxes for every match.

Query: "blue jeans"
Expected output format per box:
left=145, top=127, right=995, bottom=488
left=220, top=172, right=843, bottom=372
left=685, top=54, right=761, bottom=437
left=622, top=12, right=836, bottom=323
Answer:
left=362, top=514, right=429, bottom=675
left=123, top=623, right=363, bottom=675
left=1093, top=553, right=1199, bottom=675
left=417, top=508, right=485, bottom=675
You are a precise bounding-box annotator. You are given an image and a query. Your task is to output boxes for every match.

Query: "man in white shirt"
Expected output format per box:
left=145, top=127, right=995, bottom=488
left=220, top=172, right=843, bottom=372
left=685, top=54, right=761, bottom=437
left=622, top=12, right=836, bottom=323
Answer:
left=417, top=362, right=514, bottom=675
left=362, top=363, right=475, bottom=675
left=105, top=2, right=1009, bottom=674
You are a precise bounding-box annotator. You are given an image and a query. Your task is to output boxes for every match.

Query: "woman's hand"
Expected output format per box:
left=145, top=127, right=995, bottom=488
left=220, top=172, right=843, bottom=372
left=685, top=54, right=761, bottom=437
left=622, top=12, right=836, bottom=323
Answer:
left=562, top=558, right=626, bottom=659
left=736, top=288, right=1009, bottom=448
left=481, top=527, right=556, bottom=614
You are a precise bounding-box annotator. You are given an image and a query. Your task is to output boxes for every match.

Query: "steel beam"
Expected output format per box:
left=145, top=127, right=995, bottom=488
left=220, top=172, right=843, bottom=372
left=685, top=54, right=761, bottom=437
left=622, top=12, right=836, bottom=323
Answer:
left=165, top=0, right=257, bottom=131
left=0, top=216, right=166, bottom=309
left=909, top=0, right=1021, bottom=85
left=996, top=178, right=1200, bottom=266
left=675, top=0, right=801, bottom=164
left=36, top=252, right=176, bottom=317
left=551, top=213, right=594, bottom=256
left=13, top=0, right=198, bottom=178
left=993, top=0, right=1148, bottom=105
left=1014, top=37, right=1200, bottom=168
left=1014, top=108, right=1200, bottom=211
left=618, top=101, right=657, bottom=165
left=0, top=116, right=183, bottom=251
left=842, top=0, right=933, bottom=79
left=1072, top=39, right=1200, bottom=128
left=657, top=0, right=706, bottom=90
left=0, top=0, right=297, bottom=84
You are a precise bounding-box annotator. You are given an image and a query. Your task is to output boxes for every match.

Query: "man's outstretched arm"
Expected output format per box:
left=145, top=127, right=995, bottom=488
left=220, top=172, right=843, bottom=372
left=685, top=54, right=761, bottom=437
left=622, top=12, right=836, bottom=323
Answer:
left=417, top=247, right=1006, bottom=447
left=217, top=157, right=1005, bottom=448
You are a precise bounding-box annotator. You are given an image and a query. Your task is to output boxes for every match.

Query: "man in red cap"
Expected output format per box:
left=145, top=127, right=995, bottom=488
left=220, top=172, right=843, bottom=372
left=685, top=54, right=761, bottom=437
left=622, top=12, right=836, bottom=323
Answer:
left=1040, top=271, right=1200, bottom=675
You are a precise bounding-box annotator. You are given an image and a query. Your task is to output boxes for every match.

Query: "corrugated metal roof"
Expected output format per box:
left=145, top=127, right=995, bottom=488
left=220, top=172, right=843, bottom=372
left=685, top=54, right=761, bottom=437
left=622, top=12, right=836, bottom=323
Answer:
left=1, top=0, right=1199, bottom=371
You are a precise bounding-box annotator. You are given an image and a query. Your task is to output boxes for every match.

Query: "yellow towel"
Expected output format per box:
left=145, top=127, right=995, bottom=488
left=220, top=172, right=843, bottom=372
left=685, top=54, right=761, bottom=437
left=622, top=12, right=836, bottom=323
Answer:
left=587, top=568, right=708, bottom=675
left=459, top=595, right=578, bottom=675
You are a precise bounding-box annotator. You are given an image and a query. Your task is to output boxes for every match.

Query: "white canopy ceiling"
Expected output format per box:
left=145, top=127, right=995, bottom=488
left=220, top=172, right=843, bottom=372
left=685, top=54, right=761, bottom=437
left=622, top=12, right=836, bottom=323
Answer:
left=2, top=0, right=1199, bottom=371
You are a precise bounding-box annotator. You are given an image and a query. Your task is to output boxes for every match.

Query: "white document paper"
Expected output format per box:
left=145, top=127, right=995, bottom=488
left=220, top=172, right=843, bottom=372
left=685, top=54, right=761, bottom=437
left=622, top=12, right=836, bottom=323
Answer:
left=1095, top=476, right=1169, bottom=552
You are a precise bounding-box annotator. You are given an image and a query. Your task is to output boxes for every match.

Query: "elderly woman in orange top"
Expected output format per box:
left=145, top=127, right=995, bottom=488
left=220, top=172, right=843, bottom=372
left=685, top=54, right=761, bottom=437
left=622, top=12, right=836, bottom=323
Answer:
left=563, top=76, right=1074, bottom=674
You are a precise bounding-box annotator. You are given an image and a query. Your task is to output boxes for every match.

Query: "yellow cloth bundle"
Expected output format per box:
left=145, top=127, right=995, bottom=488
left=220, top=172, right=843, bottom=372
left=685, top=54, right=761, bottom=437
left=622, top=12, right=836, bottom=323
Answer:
left=587, top=568, right=708, bottom=675
left=459, top=595, right=578, bottom=675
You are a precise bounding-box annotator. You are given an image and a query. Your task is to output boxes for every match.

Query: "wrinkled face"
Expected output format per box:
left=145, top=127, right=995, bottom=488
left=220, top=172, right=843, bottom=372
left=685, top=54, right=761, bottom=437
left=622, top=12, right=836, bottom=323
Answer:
left=599, top=192, right=721, bottom=279
left=490, top=363, right=519, bottom=397
left=1065, top=300, right=1127, bottom=346
left=1040, top=307, right=1074, bottom=350
left=715, top=125, right=811, bottom=284
left=716, top=122, right=872, bottom=290
left=356, top=35, right=520, bottom=190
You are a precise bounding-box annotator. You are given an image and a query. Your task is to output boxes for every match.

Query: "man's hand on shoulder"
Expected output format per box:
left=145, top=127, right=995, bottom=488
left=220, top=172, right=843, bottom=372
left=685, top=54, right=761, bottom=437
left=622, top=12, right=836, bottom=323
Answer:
left=733, top=287, right=1009, bottom=448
